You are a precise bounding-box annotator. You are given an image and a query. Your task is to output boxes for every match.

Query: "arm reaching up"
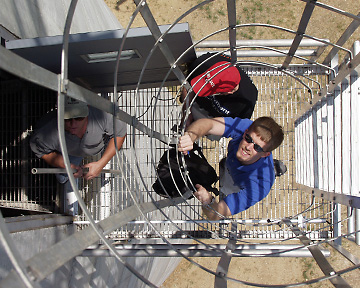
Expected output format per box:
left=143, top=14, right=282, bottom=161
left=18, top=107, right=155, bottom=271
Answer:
left=178, top=117, right=226, bottom=154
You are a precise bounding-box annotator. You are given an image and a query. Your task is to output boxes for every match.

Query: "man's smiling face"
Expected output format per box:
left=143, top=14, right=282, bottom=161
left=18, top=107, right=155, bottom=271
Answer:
left=236, top=129, right=270, bottom=165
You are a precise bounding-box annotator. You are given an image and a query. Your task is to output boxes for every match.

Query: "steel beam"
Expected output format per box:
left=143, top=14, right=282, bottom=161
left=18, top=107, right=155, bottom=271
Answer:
left=0, top=198, right=185, bottom=287
left=196, top=39, right=329, bottom=48
left=226, top=0, right=237, bottom=62
left=296, top=183, right=360, bottom=209
left=31, top=167, right=123, bottom=175
left=294, top=49, right=360, bottom=122
left=322, top=12, right=360, bottom=64
left=75, top=218, right=327, bottom=225
left=5, top=215, right=73, bottom=233
left=299, top=0, right=360, bottom=22
left=282, top=218, right=351, bottom=288
left=132, top=0, right=190, bottom=90
left=197, top=49, right=317, bottom=58
left=81, top=244, right=330, bottom=258
left=281, top=0, right=316, bottom=69
left=215, top=222, right=237, bottom=288
left=0, top=45, right=172, bottom=145
left=328, top=242, right=360, bottom=266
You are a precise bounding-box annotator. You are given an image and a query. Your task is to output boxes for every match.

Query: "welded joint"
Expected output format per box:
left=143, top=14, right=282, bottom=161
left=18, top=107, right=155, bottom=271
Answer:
left=296, top=31, right=304, bottom=37
left=26, top=266, right=38, bottom=282
left=131, top=116, right=139, bottom=128
left=60, top=79, right=69, bottom=94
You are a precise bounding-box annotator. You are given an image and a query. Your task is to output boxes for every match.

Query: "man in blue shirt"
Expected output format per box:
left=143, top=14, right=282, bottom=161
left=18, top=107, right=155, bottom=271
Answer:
left=178, top=116, right=284, bottom=220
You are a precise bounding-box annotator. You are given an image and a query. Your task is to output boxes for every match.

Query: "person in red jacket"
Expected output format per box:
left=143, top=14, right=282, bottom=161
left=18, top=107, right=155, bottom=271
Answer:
left=181, top=52, right=258, bottom=127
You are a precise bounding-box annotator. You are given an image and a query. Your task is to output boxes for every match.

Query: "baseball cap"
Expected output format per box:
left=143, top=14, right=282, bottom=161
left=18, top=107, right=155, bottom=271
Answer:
left=190, top=61, right=241, bottom=97
left=64, top=97, right=89, bottom=119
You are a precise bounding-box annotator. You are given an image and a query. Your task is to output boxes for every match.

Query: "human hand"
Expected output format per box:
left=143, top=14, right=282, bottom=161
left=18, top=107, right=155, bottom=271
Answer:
left=178, top=132, right=194, bottom=155
left=70, top=164, right=83, bottom=178
left=194, top=184, right=214, bottom=205
left=82, top=162, right=103, bottom=180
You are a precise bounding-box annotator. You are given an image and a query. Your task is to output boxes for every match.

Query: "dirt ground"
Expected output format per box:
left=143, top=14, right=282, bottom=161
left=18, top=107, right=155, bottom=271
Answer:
left=161, top=240, right=306, bottom=288
left=104, top=1, right=360, bottom=287
left=106, top=0, right=359, bottom=62
left=159, top=238, right=360, bottom=288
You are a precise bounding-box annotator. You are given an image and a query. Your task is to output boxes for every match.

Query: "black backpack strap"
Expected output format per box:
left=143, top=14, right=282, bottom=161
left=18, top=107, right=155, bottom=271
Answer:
left=207, top=186, right=219, bottom=196
left=191, top=142, right=203, bottom=156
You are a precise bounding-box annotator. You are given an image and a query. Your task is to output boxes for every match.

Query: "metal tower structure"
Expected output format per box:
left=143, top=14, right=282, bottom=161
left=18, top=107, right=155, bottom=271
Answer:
left=1, top=0, right=360, bottom=287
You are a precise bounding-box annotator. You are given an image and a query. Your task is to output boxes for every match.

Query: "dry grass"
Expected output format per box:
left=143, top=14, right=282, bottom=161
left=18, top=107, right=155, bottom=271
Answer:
left=106, top=0, right=360, bottom=64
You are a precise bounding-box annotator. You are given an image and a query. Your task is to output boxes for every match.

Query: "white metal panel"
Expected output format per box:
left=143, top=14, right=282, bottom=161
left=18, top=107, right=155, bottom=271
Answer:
left=351, top=42, right=360, bottom=199
left=320, top=99, right=329, bottom=190
left=315, top=103, right=323, bottom=189
left=0, top=0, right=122, bottom=39
left=334, top=85, right=342, bottom=194
left=341, top=78, right=351, bottom=195
left=295, top=118, right=300, bottom=184
left=326, top=94, right=335, bottom=193
left=308, top=111, right=315, bottom=187
left=313, top=108, right=320, bottom=189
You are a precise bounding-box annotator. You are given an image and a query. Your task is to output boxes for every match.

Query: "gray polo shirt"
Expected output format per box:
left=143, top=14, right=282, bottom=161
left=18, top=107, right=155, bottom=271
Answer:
left=30, top=107, right=127, bottom=158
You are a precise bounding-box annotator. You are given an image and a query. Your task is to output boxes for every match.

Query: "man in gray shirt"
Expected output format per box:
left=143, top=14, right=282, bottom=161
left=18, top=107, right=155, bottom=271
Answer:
left=30, top=97, right=127, bottom=182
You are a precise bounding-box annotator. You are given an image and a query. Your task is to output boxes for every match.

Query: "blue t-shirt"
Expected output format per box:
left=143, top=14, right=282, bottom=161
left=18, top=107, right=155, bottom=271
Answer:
left=222, top=117, right=275, bottom=215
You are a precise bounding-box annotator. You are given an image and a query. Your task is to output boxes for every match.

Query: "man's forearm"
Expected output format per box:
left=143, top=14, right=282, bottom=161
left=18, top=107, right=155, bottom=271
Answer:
left=202, top=204, right=221, bottom=221
left=202, top=200, right=232, bottom=221
left=185, top=119, right=215, bottom=142
left=186, top=117, right=225, bottom=142
left=194, top=184, right=232, bottom=220
left=41, top=152, right=66, bottom=168
left=41, top=151, right=83, bottom=178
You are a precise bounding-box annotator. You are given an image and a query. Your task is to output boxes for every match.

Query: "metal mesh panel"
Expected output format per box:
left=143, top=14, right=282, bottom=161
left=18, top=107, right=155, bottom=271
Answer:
left=74, top=65, right=331, bottom=241
left=0, top=80, right=58, bottom=213
left=0, top=69, right=332, bottom=239
left=233, top=65, right=331, bottom=239
left=76, top=87, right=201, bottom=238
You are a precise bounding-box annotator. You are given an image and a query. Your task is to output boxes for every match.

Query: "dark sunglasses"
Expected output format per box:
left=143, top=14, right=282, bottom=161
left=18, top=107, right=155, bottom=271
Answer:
left=244, top=133, right=265, bottom=153
left=65, top=117, right=86, bottom=122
